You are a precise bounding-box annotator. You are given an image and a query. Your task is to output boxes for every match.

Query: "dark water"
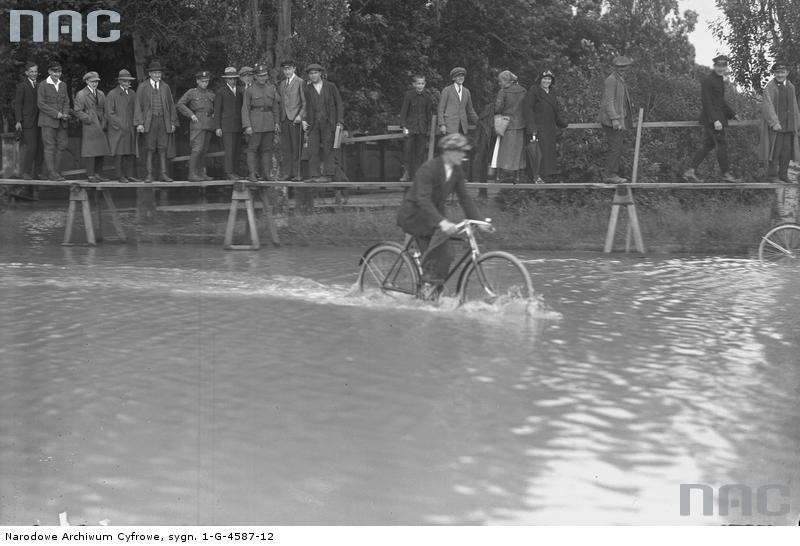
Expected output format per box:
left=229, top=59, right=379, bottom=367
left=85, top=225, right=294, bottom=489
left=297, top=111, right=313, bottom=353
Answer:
left=1, top=230, right=799, bottom=524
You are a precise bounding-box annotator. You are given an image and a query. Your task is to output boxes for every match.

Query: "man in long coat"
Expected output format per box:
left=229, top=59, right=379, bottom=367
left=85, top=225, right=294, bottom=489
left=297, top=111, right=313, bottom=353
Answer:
left=37, top=63, right=71, bottom=181
left=134, top=60, right=179, bottom=182
left=14, top=61, right=40, bottom=180
left=74, top=71, right=110, bottom=183
left=106, top=69, right=139, bottom=182
left=214, top=66, right=244, bottom=180
left=758, top=62, right=800, bottom=183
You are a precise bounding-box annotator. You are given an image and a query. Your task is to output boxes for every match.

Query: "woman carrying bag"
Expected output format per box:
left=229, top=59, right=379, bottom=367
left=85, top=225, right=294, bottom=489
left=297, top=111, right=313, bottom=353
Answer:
left=492, top=70, right=527, bottom=182
left=524, top=70, right=568, bottom=183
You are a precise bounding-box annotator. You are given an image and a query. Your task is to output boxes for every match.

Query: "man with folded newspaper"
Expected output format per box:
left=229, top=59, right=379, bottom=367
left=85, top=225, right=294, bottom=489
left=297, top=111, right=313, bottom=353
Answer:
left=301, top=63, right=344, bottom=183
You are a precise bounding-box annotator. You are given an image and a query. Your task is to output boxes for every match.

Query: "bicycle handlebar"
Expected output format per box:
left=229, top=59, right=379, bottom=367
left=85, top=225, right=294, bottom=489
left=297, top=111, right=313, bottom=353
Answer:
left=453, top=218, right=495, bottom=234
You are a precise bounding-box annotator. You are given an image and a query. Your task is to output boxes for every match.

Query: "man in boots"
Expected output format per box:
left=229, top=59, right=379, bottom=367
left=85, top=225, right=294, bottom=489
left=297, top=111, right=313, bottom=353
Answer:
left=178, top=70, right=216, bottom=181
left=134, top=60, right=178, bottom=182
left=242, top=63, right=280, bottom=182
left=106, top=69, right=139, bottom=182
left=37, top=63, right=71, bottom=181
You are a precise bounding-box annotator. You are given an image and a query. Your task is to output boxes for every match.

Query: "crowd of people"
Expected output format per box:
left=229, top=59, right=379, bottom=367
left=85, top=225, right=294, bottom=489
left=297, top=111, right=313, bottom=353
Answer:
left=11, top=54, right=800, bottom=184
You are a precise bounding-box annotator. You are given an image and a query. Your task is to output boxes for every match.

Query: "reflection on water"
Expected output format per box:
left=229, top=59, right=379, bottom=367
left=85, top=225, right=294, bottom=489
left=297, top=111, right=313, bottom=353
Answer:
left=0, top=243, right=798, bottom=525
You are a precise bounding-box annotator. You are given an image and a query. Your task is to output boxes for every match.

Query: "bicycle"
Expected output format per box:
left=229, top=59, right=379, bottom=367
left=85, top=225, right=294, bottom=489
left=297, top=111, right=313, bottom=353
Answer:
left=357, top=218, right=533, bottom=303
left=759, top=222, right=800, bottom=263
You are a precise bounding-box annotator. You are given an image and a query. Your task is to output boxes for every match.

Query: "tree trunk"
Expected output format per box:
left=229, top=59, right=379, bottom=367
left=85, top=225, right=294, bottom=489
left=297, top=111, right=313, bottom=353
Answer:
left=276, top=0, right=292, bottom=63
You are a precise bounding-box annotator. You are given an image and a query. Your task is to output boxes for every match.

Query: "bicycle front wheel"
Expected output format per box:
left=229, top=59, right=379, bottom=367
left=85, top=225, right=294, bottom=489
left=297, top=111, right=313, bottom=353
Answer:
left=759, top=223, right=800, bottom=263
left=458, top=251, right=533, bottom=303
left=358, top=244, right=419, bottom=298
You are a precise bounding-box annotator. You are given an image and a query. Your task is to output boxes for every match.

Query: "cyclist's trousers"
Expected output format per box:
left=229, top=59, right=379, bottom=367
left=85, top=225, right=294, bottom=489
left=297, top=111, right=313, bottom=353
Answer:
left=417, top=229, right=454, bottom=285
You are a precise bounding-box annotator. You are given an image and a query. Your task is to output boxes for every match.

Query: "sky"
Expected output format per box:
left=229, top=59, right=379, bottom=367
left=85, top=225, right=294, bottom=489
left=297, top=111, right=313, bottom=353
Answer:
left=680, top=0, right=728, bottom=66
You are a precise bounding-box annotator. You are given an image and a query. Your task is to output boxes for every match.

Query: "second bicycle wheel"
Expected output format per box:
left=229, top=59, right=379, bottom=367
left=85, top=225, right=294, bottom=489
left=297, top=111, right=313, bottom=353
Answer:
left=759, top=223, right=800, bottom=263
left=458, top=251, right=533, bottom=303
left=358, top=244, right=419, bottom=299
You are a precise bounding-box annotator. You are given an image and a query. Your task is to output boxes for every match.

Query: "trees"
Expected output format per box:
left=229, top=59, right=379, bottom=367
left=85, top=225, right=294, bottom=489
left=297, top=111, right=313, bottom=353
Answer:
left=714, top=0, right=800, bottom=90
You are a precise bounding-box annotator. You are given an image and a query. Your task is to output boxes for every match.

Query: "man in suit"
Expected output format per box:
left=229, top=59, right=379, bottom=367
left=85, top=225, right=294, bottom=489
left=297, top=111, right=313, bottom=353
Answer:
left=214, top=67, right=244, bottom=180
left=106, top=69, right=139, bottom=182
left=437, top=67, right=478, bottom=135
left=599, top=55, right=634, bottom=183
left=683, top=55, right=742, bottom=183
left=37, top=63, right=71, bottom=181
left=399, top=74, right=435, bottom=181
left=242, top=63, right=280, bottom=182
left=758, top=62, right=800, bottom=183
left=302, top=63, right=344, bottom=183
left=278, top=60, right=306, bottom=181
left=396, top=133, right=485, bottom=299
left=14, top=61, right=40, bottom=180
left=177, top=70, right=216, bottom=181
left=134, top=60, right=179, bottom=182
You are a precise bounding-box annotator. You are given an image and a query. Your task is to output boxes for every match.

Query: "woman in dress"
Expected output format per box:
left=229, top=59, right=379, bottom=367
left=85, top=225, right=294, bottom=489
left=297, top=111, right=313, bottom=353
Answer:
left=524, top=69, right=568, bottom=183
left=493, top=70, right=527, bottom=182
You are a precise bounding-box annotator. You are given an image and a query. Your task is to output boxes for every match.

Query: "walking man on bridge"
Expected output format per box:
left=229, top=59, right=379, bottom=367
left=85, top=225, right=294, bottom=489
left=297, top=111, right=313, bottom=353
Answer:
left=683, top=55, right=741, bottom=183
left=758, top=62, right=800, bottom=184
left=178, top=70, right=216, bottom=181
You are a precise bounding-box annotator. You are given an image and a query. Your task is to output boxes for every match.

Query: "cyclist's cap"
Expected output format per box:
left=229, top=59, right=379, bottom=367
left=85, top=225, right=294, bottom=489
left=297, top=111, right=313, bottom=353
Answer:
left=439, top=133, right=472, bottom=152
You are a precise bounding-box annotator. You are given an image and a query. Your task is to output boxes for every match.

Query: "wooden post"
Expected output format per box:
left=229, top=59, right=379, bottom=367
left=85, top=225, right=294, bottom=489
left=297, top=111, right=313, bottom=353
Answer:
left=631, top=107, right=645, bottom=184
left=63, top=185, right=96, bottom=246
left=223, top=182, right=261, bottom=250
left=427, top=114, right=437, bottom=160
left=603, top=185, right=644, bottom=253
left=94, top=189, right=104, bottom=243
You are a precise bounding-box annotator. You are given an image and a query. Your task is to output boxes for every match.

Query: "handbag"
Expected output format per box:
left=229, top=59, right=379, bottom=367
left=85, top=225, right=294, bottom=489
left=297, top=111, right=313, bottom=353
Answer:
left=493, top=114, right=510, bottom=136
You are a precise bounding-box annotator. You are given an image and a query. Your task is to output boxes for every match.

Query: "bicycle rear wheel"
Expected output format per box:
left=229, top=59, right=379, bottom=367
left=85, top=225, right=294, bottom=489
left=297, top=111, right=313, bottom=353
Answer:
left=458, top=251, right=533, bottom=303
left=358, top=244, right=419, bottom=298
left=759, top=223, right=800, bottom=263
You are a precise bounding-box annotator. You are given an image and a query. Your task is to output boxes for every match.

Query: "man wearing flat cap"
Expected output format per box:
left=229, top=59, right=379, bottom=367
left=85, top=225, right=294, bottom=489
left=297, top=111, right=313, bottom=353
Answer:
left=178, top=70, right=216, bottom=181
left=214, top=67, right=244, bottom=180
left=134, top=60, right=179, bottom=182
left=438, top=66, right=478, bottom=135
left=14, top=61, right=40, bottom=180
left=107, top=69, right=140, bottom=182
left=242, top=63, right=280, bottom=182
left=683, top=55, right=741, bottom=183
left=302, top=63, right=344, bottom=183
left=74, top=71, right=111, bottom=183
left=758, top=62, right=800, bottom=183
left=37, top=63, right=71, bottom=181
left=278, top=60, right=306, bottom=181
left=598, top=55, right=634, bottom=183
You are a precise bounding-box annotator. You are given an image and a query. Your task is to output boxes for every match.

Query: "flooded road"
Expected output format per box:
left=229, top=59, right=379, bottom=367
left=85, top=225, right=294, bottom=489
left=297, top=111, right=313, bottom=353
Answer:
left=0, top=238, right=798, bottom=525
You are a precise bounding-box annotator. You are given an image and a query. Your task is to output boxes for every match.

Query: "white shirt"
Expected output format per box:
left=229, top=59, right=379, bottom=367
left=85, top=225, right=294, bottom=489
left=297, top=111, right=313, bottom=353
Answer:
left=444, top=163, right=453, bottom=182
left=46, top=76, right=61, bottom=90
left=286, top=75, right=295, bottom=87
left=227, top=83, right=236, bottom=95
left=455, top=84, right=462, bottom=101
left=150, top=79, right=159, bottom=90
left=313, top=81, right=323, bottom=94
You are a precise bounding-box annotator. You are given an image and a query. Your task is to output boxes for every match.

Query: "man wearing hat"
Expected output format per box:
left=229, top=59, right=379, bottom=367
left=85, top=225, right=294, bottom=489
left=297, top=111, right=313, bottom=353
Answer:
left=214, top=67, right=244, bottom=180
left=178, top=70, right=216, bottom=181
left=14, top=61, right=40, bottom=180
left=598, top=55, right=634, bottom=183
left=683, top=55, right=741, bottom=183
left=36, top=63, right=71, bottom=181
left=134, top=60, right=179, bottom=182
left=301, top=63, right=344, bottom=183
left=239, top=66, right=254, bottom=90
left=242, top=63, right=280, bottom=182
left=438, top=67, right=478, bottom=135
left=74, top=71, right=111, bottom=183
left=278, top=60, right=306, bottom=181
left=758, top=62, right=800, bottom=183
left=106, top=69, right=139, bottom=182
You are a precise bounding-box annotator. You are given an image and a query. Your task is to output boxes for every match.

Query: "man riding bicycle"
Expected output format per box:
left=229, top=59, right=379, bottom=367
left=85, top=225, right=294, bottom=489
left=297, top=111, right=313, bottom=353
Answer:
left=396, top=133, right=487, bottom=297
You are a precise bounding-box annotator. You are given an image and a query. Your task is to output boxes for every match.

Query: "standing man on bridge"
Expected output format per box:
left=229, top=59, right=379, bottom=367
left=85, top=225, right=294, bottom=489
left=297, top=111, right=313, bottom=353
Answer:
left=214, top=67, right=244, bottom=180
left=302, top=63, right=344, bottom=183
left=134, top=60, right=179, bottom=183
left=278, top=60, right=306, bottom=181
left=242, top=63, right=280, bottom=183
left=37, top=63, right=71, bottom=181
left=178, top=70, right=216, bottom=181
left=683, top=55, right=741, bottom=183
left=106, top=69, right=140, bottom=183
left=758, top=62, right=800, bottom=184
left=14, top=61, right=40, bottom=180
left=599, top=56, right=634, bottom=184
